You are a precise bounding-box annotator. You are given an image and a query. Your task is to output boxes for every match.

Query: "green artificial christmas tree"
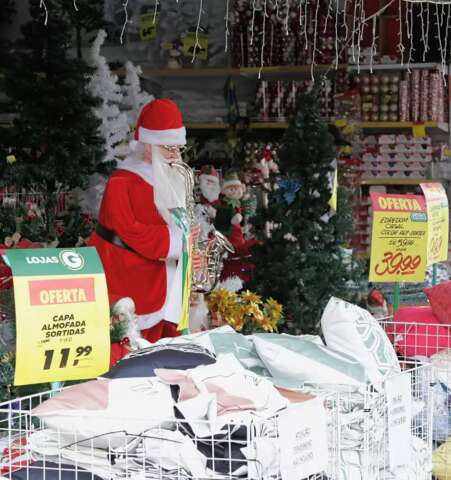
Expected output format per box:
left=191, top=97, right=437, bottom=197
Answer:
left=0, top=0, right=105, bottom=244
left=0, top=1, right=106, bottom=401
left=0, top=0, right=15, bottom=117
left=250, top=91, right=361, bottom=334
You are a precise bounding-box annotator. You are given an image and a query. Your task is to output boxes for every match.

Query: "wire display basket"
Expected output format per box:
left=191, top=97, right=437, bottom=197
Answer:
left=0, top=387, right=337, bottom=480
left=380, top=317, right=451, bottom=479
left=0, top=360, right=433, bottom=480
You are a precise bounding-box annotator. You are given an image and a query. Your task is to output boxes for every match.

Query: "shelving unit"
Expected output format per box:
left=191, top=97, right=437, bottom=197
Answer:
left=360, top=178, right=437, bottom=185
left=115, top=63, right=443, bottom=78
left=347, top=63, right=442, bottom=72
left=186, top=122, right=287, bottom=129
left=115, top=61, right=450, bottom=142
left=186, top=121, right=447, bottom=131
left=115, top=64, right=347, bottom=78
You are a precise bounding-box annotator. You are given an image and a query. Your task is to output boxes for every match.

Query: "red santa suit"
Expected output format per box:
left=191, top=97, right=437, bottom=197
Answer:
left=89, top=99, right=187, bottom=344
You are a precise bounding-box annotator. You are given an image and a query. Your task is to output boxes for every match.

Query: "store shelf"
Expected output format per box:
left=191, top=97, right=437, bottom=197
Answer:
left=186, top=122, right=289, bottom=129
left=115, top=63, right=447, bottom=78
left=186, top=121, right=446, bottom=130
left=360, top=178, right=437, bottom=185
left=1, top=115, right=442, bottom=133
left=358, top=121, right=440, bottom=129
left=186, top=122, right=227, bottom=129
left=348, top=63, right=442, bottom=72
left=115, top=64, right=347, bottom=77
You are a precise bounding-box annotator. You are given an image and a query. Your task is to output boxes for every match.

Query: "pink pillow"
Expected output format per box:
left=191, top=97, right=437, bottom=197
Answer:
left=424, top=281, right=451, bottom=325
left=32, top=380, right=109, bottom=415
left=385, top=306, right=451, bottom=357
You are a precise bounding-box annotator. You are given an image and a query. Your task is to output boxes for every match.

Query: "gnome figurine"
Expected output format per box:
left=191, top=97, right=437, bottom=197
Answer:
left=216, top=171, right=259, bottom=284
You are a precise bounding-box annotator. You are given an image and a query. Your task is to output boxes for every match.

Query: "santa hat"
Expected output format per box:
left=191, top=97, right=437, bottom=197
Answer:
left=134, top=99, right=186, bottom=146
left=199, top=165, right=219, bottom=182
left=222, top=171, right=242, bottom=189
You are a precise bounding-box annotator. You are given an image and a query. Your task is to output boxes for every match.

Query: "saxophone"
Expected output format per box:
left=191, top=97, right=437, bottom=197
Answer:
left=170, top=161, right=235, bottom=293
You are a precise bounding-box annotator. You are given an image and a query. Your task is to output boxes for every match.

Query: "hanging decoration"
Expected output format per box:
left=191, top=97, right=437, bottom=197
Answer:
left=35, top=0, right=451, bottom=79
left=39, top=0, right=48, bottom=26
left=120, top=0, right=129, bottom=45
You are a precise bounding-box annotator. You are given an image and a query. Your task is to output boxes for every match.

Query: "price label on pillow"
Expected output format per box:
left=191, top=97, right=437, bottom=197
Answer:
left=4, top=248, right=110, bottom=385
left=386, top=372, right=412, bottom=470
left=369, top=193, right=428, bottom=283
left=420, top=182, right=449, bottom=265
left=278, top=397, right=328, bottom=480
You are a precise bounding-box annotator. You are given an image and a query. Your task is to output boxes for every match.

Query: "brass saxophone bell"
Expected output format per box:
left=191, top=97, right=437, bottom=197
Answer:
left=169, top=161, right=235, bottom=294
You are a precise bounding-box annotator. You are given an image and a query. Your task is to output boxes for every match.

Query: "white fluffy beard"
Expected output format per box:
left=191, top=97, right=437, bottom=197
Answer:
left=151, top=145, right=186, bottom=225
left=199, top=176, right=220, bottom=203
left=189, top=294, right=209, bottom=331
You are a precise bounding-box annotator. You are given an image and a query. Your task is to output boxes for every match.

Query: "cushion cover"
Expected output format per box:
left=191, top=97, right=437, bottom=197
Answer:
left=209, top=332, right=271, bottom=377
left=32, top=377, right=174, bottom=448
left=103, top=343, right=215, bottom=379
left=253, top=335, right=367, bottom=386
left=387, top=306, right=451, bottom=357
left=321, top=297, right=400, bottom=384
left=424, top=281, right=451, bottom=325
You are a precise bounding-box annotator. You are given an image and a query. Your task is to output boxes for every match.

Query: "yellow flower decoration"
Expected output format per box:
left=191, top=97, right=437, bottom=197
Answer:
left=260, top=316, right=276, bottom=332
left=247, top=303, right=264, bottom=322
left=241, top=290, right=262, bottom=304
left=207, top=288, right=283, bottom=333
left=265, top=297, right=283, bottom=323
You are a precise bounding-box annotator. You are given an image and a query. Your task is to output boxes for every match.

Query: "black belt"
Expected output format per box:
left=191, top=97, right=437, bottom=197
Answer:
left=96, top=223, right=136, bottom=254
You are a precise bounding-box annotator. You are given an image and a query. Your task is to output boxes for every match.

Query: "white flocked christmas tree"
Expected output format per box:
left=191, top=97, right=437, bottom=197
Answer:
left=88, top=30, right=130, bottom=163
left=122, top=60, right=154, bottom=127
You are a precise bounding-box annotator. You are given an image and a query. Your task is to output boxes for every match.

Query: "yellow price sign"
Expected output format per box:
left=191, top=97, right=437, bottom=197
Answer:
left=339, top=145, right=352, bottom=155
left=369, top=193, right=428, bottom=283
left=343, top=124, right=355, bottom=135
left=420, top=182, right=449, bottom=265
left=334, top=119, right=347, bottom=128
left=182, top=31, right=208, bottom=60
left=139, top=13, right=159, bottom=41
left=4, top=248, right=111, bottom=385
left=412, top=124, right=426, bottom=138
left=328, top=168, right=338, bottom=211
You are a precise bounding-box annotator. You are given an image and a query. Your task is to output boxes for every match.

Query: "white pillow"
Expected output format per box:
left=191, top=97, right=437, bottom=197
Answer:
left=154, top=325, right=235, bottom=354
left=253, top=336, right=367, bottom=386
left=321, top=297, right=400, bottom=385
left=32, top=377, right=175, bottom=448
left=431, top=349, right=451, bottom=389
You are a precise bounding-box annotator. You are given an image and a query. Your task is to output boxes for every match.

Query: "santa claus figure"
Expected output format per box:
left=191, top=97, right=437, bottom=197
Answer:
left=217, top=171, right=259, bottom=283
left=89, top=99, right=201, bottom=345
left=198, top=165, right=221, bottom=219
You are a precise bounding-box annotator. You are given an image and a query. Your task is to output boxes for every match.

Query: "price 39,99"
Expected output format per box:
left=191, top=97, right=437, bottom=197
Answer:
left=374, top=252, right=421, bottom=276
left=43, top=346, right=93, bottom=370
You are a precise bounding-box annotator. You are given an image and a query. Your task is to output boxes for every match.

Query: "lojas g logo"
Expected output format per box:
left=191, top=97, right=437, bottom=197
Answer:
left=59, top=251, right=85, bottom=271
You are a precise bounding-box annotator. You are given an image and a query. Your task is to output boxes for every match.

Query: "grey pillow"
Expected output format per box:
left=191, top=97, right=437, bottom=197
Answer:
left=103, top=343, right=216, bottom=379
left=254, top=335, right=367, bottom=386
left=209, top=332, right=272, bottom=378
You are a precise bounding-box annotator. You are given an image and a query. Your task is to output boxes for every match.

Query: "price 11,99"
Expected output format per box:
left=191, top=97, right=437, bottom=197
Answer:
left=43, top=346, right=92, bottom=370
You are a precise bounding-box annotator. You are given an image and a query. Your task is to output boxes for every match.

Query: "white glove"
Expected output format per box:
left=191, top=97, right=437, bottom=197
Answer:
left=206, top=205, right=217, bottom=218
left=231, top=213, right=243, bottom=225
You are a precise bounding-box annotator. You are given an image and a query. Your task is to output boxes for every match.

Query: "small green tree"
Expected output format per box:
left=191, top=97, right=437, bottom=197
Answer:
left=0, top=0, right=105, bottom=242
left=250, top=91, right=360, bottom=334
